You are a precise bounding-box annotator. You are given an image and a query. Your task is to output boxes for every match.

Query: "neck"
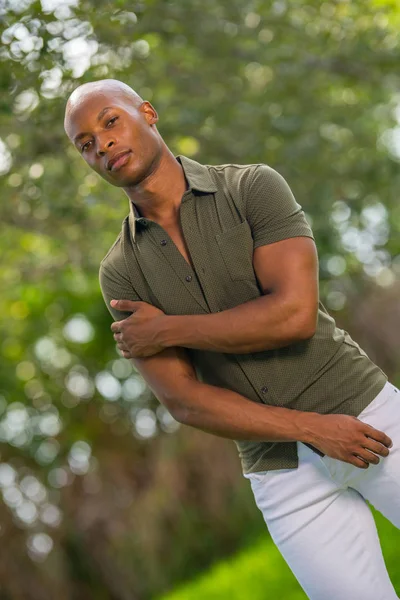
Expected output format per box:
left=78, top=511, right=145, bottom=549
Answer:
left=122, top=148, right=188, bottom=225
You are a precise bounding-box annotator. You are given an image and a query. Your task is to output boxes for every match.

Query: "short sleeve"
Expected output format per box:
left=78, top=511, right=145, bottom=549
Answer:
left=245, top=164, right=314, bottom=248
left=99, top=260, right=141, bottom=322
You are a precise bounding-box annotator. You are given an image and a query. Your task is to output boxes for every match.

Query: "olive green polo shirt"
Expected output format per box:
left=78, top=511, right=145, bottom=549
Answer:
left=99, top=155, right=387, bottom=474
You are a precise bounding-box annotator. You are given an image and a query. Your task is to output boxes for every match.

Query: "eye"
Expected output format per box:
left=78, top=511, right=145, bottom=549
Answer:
left=106, top=116, right=118, bottom=127
left=81, top=141, right=91, bottom=152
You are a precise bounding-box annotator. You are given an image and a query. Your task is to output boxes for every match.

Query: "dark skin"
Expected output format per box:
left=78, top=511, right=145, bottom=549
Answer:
left=64, top=80, right=189, bottom=223
left=64, top=81, right=197, bottom=352
left=64, top=79, right=393, bottom=469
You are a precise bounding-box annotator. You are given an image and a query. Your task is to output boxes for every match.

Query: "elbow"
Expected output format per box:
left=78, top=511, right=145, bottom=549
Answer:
left=298, top=325, right=316, bottom=341
left=171, top=405, right=191, bottom=425
left=167, top=401, right=195, bottom=426
left=293, top=310, right=317, bottom=341
left=160, top=396, right=187, bottom=424
left=160, top=379, right=197, bottom=424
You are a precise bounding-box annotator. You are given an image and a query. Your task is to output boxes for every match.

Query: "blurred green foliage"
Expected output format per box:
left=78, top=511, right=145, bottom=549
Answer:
left=0, top=0, right=400, bottom=598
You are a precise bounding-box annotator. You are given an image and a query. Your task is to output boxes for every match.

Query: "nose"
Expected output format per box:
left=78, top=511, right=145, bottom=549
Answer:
left=97, top=138, right=114, bottom=157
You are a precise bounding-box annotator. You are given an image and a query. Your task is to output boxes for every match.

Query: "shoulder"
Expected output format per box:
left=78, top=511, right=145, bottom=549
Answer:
left=99, top=218, right=130, bottom=283
left=100, top=232, right=122, bottom=264
left=205, top=162, right=259, bottom=191
left=100, top=233, right=122, bottom=272
left=204, top=162, right=288, bottom=195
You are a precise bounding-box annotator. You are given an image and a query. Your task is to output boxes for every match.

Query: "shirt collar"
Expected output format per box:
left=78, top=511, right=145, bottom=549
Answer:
left=128, top=155, right=217, bottom=241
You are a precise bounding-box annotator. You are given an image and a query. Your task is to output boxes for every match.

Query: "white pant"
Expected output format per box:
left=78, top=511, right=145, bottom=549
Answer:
left=244, top=381, right=400, bottom=600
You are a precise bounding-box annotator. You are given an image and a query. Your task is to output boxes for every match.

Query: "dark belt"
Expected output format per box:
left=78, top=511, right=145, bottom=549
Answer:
left=303, top=442, right=325, bottom=457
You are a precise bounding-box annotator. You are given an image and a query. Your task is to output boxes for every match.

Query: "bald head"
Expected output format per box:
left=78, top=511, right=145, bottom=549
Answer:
left=63, top=78, right=164, bottom=188
left=64, top=79, right=143, bottom=135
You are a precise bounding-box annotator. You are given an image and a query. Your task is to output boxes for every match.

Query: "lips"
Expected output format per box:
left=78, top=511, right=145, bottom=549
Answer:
left=107, top=151, right=131, bottom=172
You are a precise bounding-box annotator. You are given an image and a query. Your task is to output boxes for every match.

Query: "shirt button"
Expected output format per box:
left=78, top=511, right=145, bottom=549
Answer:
left=260, top=386, right=268, bottom=394
left=160, top=239, right=167, bottom=246
left=185, top=275, right=192, bottom=282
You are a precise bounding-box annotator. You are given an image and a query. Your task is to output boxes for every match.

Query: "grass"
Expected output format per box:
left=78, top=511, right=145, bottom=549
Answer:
left=158, top=506, right=399, bottom=600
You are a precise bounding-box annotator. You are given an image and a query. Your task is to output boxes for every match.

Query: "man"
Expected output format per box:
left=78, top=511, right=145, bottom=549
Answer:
left=64, top=79, right=400, bottom=599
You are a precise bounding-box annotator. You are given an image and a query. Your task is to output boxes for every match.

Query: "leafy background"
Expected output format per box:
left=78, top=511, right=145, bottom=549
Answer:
left=0, top=0, right=399, bottom=598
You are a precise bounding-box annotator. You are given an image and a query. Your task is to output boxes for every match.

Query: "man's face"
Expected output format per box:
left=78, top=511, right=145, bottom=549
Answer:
left=65, top=91, right=161, bottom=187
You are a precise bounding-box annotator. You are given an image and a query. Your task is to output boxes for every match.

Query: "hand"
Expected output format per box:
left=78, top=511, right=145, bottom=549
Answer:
left=304, top=413, right=393, bottom=469
left=110, top=299, right=166, bottom=358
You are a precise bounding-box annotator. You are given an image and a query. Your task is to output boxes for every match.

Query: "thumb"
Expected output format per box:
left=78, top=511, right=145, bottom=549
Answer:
left=110, top=299, right=140, bottom=312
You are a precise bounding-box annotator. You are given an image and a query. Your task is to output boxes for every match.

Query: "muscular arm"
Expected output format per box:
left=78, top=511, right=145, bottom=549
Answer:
left=130, top=346, right=393, bottom=470
left=100, top=251, right=392, bottom=468
left=159, top=237, right=319, bottom=354
left=131, top=345, right=313, bottom=443
left=159, top=166, right=319, bottom=354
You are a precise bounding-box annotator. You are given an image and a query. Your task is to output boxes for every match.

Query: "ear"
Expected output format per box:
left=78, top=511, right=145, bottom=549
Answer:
left=141, top=101, right=158, bottom=125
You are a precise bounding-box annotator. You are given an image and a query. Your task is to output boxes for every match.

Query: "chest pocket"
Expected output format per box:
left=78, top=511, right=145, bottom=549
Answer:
left=215, top=220, right=255, bottom=281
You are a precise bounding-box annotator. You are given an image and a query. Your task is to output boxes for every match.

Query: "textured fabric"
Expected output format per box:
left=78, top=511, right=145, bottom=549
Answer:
left=244, top=382, right=400, bottom=599
left=99, top=155, right=387, bottom=474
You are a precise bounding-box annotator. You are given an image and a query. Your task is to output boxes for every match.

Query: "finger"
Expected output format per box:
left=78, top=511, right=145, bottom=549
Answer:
left=111, top=320, right=123, bottom=333
left=116, top=342, right=129, bottom=352
left=364, top=425, right=393, bottom=448
left=358, top=447, right=380, bottom=465
left=110, top=299, right=141, bottom=312
left=117, top=346, right=131, bottom=358
left=351, top=455, right=369, bottom=469
left=363, top=439, right=390, bottom=458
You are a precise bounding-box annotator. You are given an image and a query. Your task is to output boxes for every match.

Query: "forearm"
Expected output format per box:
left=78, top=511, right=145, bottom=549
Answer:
left=159, top=294, right=310, bottom=354
left=169, top=377, right=319, bottom=443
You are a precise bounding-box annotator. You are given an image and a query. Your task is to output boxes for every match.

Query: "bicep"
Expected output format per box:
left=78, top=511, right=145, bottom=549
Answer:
left=253, top=236, right=319, bottom=295
left=246, top=164, right=318, bottom=316
left=253, top=237, right=319, bottom=324
left=130, top=346, right=198, bottom=417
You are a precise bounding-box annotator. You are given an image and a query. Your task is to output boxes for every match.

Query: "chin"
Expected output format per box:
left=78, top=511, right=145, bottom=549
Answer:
left=103, top=167, right=138, bottom=188
left=124, top=163, right=153, bottom=187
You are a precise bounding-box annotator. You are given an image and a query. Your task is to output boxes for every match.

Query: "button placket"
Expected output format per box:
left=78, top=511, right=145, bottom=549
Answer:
left=158, top=234, right=192, bottom=283
left=180, top=198, right=222, bottom=314
left=149, top=221, right=209, bottom=313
